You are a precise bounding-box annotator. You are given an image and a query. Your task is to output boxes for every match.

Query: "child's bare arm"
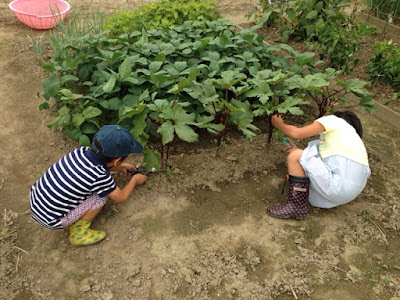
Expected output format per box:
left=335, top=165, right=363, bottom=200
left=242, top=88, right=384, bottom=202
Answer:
left=271, top=115, right=325, bottom=139
left=107, top=174, right=147, bottom=203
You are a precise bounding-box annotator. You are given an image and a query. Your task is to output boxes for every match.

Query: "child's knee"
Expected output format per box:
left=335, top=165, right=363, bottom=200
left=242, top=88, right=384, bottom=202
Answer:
left=287, top=149, right=303, bottom=163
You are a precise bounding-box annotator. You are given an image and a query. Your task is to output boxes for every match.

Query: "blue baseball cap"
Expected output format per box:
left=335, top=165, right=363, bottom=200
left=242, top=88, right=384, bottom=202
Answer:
left=92, top=125, right=143, bottom=158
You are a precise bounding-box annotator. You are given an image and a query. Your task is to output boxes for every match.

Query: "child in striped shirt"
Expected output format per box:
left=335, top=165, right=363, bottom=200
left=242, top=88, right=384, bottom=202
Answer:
left=30, top=125, right=147, bottom=245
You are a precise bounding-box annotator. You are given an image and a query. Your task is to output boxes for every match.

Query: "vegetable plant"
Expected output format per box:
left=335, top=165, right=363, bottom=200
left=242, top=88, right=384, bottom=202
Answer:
left=33, top=18, right=374, bottom=168
left=367, top=40, right=400, bottom=92
left=284, top=68, right=375, bottom=117
left=104, top=0, right=220, bottom=36
left=248, top=0, right=376, bottom=73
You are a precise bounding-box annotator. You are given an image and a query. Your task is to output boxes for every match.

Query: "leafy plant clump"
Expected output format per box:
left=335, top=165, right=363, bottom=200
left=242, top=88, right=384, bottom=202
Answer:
left=33, top=19, right=374, bottom=168
left=248, top=0, right=376, bottom=73
left=367, top=40, right=400, bottom=101
left=104, top=0, right=220, bottom=36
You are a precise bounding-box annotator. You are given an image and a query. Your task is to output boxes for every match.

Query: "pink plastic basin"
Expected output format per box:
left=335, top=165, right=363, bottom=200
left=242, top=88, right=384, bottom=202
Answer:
left=9, top=0, right=70, bottom=30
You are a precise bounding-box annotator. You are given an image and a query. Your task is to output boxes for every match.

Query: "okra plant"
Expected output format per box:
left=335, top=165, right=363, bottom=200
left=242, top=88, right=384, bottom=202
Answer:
left=33, top=18, right=374, bottom=168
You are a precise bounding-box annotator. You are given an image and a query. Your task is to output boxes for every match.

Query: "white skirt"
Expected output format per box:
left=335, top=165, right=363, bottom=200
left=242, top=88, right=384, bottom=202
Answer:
left=299, top=140, right=371, bottom=208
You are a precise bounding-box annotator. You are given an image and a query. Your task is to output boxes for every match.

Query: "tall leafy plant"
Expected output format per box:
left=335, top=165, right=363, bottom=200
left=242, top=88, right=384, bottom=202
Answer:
left=104, top=0, right=220, bottom=36
left=248, top=0, right=375, bottom=73
left=367, top=40, right=400, bottom=90
left=33, top=19, right=374, bottom=168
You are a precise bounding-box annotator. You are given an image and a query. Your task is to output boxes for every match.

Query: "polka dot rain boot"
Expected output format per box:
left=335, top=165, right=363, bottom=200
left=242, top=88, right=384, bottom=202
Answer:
left=69, top=220, right=106, bottom=246
left=266, top=175, right=310, bottom=219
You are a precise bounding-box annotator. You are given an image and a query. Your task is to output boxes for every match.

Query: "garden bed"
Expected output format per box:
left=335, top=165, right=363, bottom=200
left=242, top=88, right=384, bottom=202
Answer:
left=0, top=1, right=400, bottom=300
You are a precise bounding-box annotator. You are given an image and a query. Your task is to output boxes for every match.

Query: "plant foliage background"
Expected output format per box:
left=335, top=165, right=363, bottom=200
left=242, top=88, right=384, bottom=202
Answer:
left=33, top=0, right=375, bottom=168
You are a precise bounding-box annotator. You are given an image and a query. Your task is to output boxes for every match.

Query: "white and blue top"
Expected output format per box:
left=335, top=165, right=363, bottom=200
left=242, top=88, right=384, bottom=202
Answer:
left=30, top=147, right=116, bottom=229
left=299, top=115, right=371, bottom=208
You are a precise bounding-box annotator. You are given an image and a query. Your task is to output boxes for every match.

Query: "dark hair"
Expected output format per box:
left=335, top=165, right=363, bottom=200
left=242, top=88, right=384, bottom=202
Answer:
left=333, top=111, right=363, bottom=138
left=91, top=138, right=127, bottom=163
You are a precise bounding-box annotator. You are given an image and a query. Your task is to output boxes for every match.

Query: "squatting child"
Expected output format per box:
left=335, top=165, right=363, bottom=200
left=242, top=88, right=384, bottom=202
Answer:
left=30, top=125, right=147, bottom=245
left=267, top=111, right=371, bottom=219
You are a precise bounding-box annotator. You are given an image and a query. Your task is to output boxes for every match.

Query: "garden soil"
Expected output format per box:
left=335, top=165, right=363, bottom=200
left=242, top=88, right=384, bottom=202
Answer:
left=1, top=1, right=400, bottom=299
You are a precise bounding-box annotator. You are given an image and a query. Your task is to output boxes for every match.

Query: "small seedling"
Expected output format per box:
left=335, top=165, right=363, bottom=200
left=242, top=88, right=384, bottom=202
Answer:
left=147, top=182, right=153, bottom=189
left=0, top=232, right=7, bottom=238
left=370, top=274, right=376, bottom=282
left=166, top=167, right=174, bottom=181
left=366, top=270, right=377, bottom=282
left=193, top=178, right=198, bottom=183
left=353, top=273, right=360, bottom=279
left=383, top=276, right=391, bottom=283
left=393, top=265, right=399, bottom=270
left=220, top=141, right=227, bottom=148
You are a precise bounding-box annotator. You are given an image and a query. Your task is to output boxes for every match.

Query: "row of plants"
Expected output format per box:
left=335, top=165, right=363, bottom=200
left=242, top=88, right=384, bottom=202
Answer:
left=247, top=0, right=376, bottom=73
left=104, top=0, right=220, bottom=36
left=33, top=15, right=375, bottom=169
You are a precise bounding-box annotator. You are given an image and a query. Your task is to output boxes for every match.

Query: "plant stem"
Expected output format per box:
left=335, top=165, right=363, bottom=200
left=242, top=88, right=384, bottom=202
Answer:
left=171, top=94, right=178, bottom=108
left=328, top=87, right=345, bottom=98
left=212, top=102, right=217, bottom=116
left=146, top=116, right=159, bottom=130
left=269, top=85, right=277, bottom=144
left=166, top=142, right=170, bottom=162
left=267, top=114, right=274, bottom=144
left=160, top=142, right=164, bottom=169
left=216, top=129, right=229, bottom=156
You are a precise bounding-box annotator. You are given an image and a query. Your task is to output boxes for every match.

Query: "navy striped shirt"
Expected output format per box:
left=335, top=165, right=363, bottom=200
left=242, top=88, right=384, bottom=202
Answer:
left=30, top=147, right=116, bottom=229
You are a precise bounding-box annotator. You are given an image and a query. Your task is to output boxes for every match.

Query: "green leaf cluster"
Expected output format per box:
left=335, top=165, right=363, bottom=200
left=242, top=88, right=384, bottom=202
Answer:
left=35, top=18, right=374, bottom=166
left=250, top=0, right=376, bottom=73
left=104, top=0, right=220, bottom=36
left=367, top=40, right=400, bottom=92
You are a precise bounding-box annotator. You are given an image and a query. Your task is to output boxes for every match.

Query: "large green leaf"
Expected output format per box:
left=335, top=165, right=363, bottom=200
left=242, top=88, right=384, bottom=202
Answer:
left=175, top=124, right=198, bottom=142
left=119, top=58, right=132, bottom=80
left=72, top=113, right=85, bottom=128
left=287, top=8, right=296, bottom=23
left=214, top=70, right=246, bottom=89
left=174, top=61, right=187, bottom=72
left=79, top=134, right=91, bottom=147
left=157, top=121, right=174, bottom=144
left=100, top=98, right=122, bottom=110
left=149, top=61, right=163, bottom=73
left=61, top=75, right=79, bottom=84
left=82, top=106, right=102, bottom=119
left=277, top=96, right=308, bottom=115
left=337, top=78, right=370, bottom=94
left=168, top=78, right=192, bottom=94
left=172, top=106, right=196, bottom=124
left=103, top=75, right=117, bottom=93
left=143, top=147, right=160, bottom=171
left=130, top=113, right=148, bottom=145
left=81, top=123, right=99, bottom=134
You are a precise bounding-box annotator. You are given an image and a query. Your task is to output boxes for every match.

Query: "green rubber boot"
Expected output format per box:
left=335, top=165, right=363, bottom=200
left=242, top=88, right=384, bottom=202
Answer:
left=69, top=220, right=106, bottom=246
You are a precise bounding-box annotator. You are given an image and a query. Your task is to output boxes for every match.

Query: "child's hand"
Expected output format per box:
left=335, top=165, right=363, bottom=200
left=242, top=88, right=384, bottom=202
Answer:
left=282, top=137, right=297, bottom=152
left=132, top=174, right=147, bottom=186
left=271, top=115, right=284, bottom=128
left=117, top=163, right=136, bottom=174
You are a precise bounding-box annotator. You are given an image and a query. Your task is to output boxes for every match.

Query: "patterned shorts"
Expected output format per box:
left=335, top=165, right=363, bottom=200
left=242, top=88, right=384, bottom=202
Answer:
left=60, top=193, right=107, bottom=228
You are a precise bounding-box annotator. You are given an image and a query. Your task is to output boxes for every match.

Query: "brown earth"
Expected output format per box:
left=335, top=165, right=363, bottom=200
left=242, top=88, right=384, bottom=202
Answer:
left=1, top=1, right=400, bottom=300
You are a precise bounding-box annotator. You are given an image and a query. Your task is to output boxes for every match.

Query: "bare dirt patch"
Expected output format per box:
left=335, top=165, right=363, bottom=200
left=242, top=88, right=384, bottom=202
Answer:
left=1, top=1, right=400, bottom=300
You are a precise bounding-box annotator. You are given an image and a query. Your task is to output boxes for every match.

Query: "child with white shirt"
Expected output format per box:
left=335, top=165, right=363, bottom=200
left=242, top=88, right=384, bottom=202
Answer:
left=267, top=111, right=371, bottom=219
